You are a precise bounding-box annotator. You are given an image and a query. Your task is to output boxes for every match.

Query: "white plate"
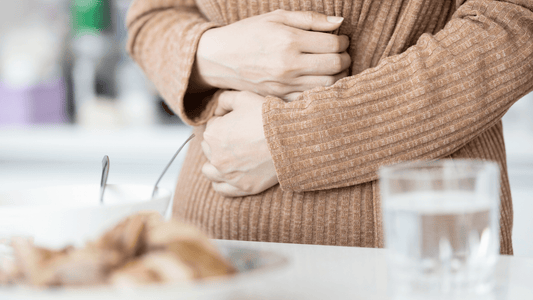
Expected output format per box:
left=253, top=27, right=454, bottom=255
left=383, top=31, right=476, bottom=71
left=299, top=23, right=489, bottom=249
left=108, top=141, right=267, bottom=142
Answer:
left=0, top=244, right=288, bottom=300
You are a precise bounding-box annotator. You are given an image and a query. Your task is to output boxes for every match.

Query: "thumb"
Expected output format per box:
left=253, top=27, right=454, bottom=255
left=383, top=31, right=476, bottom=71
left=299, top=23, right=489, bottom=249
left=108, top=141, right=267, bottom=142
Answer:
left=268, top=10, right=344, bottom=32
left=213, top=90, right=239, bottom=116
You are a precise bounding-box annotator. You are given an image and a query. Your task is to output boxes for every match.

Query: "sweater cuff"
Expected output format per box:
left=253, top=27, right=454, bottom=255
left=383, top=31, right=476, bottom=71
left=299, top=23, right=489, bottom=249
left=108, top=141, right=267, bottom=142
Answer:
left=262, top=96, right=298, bottom=191
left=167, top=21, right=218, bottom=126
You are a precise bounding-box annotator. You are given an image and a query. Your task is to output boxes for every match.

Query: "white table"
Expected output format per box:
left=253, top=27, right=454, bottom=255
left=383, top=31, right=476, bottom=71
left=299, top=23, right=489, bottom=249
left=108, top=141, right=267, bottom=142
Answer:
left=210, top=240, right=533, bottom=300
left=3, top=239, right=532, bottom=300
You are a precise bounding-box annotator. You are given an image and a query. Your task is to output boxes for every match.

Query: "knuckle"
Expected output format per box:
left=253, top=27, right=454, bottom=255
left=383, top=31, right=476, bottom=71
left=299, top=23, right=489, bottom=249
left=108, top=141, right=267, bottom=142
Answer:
left=211, top=182, right=222, bottom=194
left=267, top=82, right=285, bottom=95
left=278, top=31, right=298, bottom=50
left=201, top=163, right=209, bottom=175
left=267, top=9, right=286, bottom=21
left=302, top=11, right=316, bottom=24
left=269, top=67, right=284, bottom=80
left=215, top=90, right=228, bottom=104
left=218, top=163, right=233, bottom=176
left=239, top=183, right=254, bottom=194
left=209, top=155, right=223, bottom=169
left=271, top=63, right=290, bottom=80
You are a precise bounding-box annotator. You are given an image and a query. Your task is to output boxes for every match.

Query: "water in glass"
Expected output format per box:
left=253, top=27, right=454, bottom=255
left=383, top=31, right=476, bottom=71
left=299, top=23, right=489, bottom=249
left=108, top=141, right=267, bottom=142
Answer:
left=380, top=160, right=500, bottom=300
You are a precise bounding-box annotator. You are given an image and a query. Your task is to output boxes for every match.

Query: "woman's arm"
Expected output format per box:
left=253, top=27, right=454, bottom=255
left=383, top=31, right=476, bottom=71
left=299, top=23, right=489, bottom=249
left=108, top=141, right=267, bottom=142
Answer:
left=127, top=4, right=351, bottom=125
left=126, top=0, right=218, bottom=125
left=191, top=10, right=351, bottom=102
left=262, top=0, right=533, bottom=192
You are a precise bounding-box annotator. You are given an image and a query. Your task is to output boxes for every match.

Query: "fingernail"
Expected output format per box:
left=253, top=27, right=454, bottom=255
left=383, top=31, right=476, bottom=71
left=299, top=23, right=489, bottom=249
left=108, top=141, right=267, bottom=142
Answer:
left=327, top=16, right=344, bottom=23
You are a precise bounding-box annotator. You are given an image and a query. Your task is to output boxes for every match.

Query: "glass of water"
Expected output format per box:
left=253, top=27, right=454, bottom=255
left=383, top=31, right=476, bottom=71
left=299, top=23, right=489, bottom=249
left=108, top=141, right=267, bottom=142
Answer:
left=379, top=160, right=500, bottom=300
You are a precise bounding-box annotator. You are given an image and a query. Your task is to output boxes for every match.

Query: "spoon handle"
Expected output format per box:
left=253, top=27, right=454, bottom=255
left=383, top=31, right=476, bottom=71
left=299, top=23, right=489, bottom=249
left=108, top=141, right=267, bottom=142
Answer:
left=152, top=134, right=195, bottom=199
left=100, top=155, right=110, bottom=204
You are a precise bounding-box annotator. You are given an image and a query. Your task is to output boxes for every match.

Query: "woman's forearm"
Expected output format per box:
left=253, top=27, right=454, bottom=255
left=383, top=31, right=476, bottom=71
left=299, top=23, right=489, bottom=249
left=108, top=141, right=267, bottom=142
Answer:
left=262, top=0, right=533, bottom=192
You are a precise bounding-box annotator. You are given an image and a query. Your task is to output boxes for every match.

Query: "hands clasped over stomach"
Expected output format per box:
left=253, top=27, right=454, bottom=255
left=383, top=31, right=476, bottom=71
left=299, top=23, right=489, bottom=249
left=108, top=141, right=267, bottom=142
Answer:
left=202, top=91, right=276, bottom=197
left=200, top=10, right=351, bottom=197
left=196, top=9, right=351, bottom=102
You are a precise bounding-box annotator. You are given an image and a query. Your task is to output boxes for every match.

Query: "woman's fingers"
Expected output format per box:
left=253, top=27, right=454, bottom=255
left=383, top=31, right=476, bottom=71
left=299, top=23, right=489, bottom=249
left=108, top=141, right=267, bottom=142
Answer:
left=202, top=162, right=225, bottom=182
left=273, top=71, right=350, bottom=101
left=297, top=33, right=349, bottom=54
left=213, top=91, right=240, bottom=116
left=291, top=71, right=350, bottom=89
left=284, top=92, right=303, bottom=102
left=298, top=52, right=351, bottom=76
left=268, top=10, right=344, bottom=32
left=204, top=164, right=252, bottom=197
left=211, top=182, right=249, bottom=197
left=201, top=140, right=212, bottom=161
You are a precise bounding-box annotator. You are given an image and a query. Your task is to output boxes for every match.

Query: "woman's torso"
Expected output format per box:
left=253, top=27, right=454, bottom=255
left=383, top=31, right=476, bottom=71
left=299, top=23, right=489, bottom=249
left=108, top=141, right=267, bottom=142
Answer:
left=172, top=0, right=513, bottom=254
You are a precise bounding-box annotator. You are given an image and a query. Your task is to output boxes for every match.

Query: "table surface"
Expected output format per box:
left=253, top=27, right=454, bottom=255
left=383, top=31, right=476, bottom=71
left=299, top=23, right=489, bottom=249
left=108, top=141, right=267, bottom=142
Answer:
left=4, top=240, right=533, bottom=300
left=211, top=240, right=533, bottom=300
left=2, top=239, right=532, bottom=300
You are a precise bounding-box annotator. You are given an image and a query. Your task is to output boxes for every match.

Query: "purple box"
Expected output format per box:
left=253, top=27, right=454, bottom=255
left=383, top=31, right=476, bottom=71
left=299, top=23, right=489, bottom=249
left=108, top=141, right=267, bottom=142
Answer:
left=0, top=79, right=68, bottom=125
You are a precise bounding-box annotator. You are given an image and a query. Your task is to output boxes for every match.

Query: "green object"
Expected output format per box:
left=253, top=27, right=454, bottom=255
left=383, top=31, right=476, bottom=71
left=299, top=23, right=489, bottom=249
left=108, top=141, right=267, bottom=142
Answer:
left=71, top=0, right=111, bottom=33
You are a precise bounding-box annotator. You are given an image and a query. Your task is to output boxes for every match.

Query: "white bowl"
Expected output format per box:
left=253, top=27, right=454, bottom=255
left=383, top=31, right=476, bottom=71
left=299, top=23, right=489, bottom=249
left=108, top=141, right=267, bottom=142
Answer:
left=0, top=184, right=172, bottom=249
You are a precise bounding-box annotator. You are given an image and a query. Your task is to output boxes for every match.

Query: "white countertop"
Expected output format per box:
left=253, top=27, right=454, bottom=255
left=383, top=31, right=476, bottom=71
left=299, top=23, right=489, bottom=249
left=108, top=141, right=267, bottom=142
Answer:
left=212, top=240, right=533, bottom=300
left=2, top=240, right=533, bottom=300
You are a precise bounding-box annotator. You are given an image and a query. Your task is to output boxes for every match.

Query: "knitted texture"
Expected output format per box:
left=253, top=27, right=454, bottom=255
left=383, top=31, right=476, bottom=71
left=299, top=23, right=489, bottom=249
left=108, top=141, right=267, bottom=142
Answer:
left=127, top=0, right=533, bottom=255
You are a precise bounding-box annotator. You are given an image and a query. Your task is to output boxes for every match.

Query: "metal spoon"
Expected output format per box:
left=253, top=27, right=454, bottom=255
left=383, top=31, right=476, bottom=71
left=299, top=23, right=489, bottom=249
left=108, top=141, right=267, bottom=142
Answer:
left=98, top=134, right=194, bottom=204
left=152, top=133, right=195, bottom=199
left=99, top=155, right=110, bottom=204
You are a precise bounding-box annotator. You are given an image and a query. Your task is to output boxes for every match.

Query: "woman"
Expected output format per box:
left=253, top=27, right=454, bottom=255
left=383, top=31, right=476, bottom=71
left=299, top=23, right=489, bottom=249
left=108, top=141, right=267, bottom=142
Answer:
left=126, top=0, right=533, bottom=255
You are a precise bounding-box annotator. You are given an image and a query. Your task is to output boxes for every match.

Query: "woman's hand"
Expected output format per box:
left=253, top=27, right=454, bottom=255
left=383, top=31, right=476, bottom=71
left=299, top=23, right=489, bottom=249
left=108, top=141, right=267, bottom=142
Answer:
left=194, top=10, right=351, bottom=101
left=201, top=91, right=278, bottom=197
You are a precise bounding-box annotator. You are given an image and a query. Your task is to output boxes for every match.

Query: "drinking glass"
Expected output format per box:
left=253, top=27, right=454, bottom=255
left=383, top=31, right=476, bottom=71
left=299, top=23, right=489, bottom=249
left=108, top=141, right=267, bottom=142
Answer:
left=379, top=160, right=500, bottom=300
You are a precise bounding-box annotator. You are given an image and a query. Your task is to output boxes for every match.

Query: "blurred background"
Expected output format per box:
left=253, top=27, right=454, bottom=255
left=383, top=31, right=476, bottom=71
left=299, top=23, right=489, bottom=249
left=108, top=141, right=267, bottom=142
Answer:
left=0, top=0, right=532, bottom=256
left=0, top=0, right=181, bottom=127
left=0, top=0, right=192, bottom=228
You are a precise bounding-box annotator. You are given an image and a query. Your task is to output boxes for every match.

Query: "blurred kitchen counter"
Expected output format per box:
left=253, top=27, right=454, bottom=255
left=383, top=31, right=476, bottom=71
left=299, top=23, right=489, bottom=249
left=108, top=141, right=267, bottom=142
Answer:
left=0, top=124, right=194, bottom=193
left=0, top=123, right=531, bottom=185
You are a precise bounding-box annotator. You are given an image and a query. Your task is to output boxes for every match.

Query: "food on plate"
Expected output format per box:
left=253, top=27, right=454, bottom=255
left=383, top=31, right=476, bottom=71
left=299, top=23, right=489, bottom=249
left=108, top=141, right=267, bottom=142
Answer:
left=0, top=212, right=236, bottom=287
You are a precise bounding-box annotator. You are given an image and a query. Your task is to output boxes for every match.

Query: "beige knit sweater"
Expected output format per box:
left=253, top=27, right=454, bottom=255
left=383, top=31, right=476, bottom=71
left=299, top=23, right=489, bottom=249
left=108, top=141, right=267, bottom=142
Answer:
left=127, top=0, right=533, bottom=255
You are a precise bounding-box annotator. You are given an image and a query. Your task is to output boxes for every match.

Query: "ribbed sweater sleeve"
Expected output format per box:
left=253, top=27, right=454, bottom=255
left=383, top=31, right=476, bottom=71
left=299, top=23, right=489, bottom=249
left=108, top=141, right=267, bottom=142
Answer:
left=263, top=0, right=533, bottom=192
left=126, top=0, right=218, bottom=126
